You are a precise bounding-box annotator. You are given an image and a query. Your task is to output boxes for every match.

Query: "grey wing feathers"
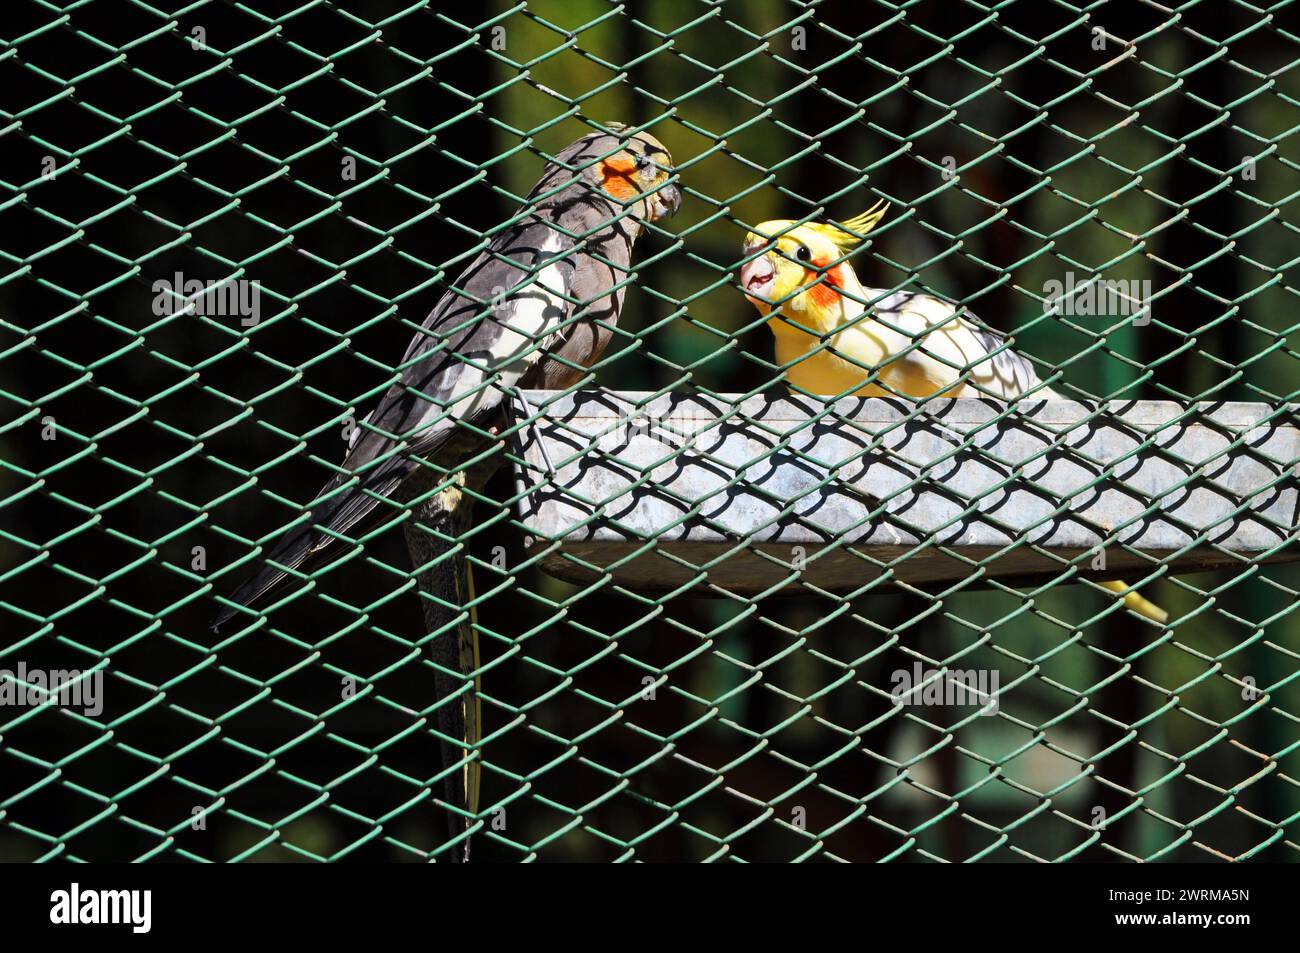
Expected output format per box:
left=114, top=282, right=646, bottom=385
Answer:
left=344, top=221, right=578, bottom=471
left=212, top=221, right=577, bottom=629
left=961, top=318, right=1053, bottom=398
left=210, top=457, right=412, bottom=629
left=869, top=290, right=1055, bottom=399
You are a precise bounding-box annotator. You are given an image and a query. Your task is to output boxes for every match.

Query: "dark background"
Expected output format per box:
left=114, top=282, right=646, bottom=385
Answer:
left=0, top=0, right=1296, bottom=861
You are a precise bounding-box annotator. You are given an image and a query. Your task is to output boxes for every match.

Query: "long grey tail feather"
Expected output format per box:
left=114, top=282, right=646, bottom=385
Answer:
left=211, top=458, right=412, bottom=630
left=405, top=480, right=481, bottom=863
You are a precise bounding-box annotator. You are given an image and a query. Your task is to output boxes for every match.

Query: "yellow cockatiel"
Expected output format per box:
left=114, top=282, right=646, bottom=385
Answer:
left=738, top=202, right=1167, bottom=624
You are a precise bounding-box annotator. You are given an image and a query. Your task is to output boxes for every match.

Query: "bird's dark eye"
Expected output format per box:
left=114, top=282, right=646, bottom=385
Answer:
left=795, top=245, right=811, bottom=262
left=634, top=153, right=649, bottom=170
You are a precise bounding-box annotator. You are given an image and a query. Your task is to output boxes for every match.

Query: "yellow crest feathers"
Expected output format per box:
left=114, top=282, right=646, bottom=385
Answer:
left=825, top=199, right=890, bottom=251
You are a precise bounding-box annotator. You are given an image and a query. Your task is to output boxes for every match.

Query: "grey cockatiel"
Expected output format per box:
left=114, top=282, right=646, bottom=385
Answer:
left=212, top=124, right=680, bottom=858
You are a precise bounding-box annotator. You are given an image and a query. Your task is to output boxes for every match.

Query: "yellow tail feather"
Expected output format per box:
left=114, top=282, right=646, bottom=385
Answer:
left=1100, top=579, right=1168, bottom=624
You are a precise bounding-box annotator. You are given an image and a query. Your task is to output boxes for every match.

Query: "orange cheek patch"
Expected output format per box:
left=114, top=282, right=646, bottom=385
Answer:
left=806, top=258, right=843, bottom=308
left=808, top=281, right=841, bottom=309
left=600, top=157, right=639, bottom=200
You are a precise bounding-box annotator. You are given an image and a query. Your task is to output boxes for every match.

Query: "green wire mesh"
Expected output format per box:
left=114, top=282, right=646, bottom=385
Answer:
left=1, top=0, right=1298, bottom=862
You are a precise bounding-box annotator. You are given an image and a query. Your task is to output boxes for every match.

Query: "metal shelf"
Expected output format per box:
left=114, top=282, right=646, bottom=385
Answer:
left=510, top=390, right=1300, bottom=594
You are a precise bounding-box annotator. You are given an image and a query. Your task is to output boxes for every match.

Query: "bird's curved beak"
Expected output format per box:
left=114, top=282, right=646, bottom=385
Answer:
left=740, top=251, right=776, bottom=304
left=649, top=182, right=681, bottom=221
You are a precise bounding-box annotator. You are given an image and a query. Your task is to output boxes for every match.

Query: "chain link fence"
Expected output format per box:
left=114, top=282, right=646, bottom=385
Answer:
left=1, top=0, right=1297, bottom=861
